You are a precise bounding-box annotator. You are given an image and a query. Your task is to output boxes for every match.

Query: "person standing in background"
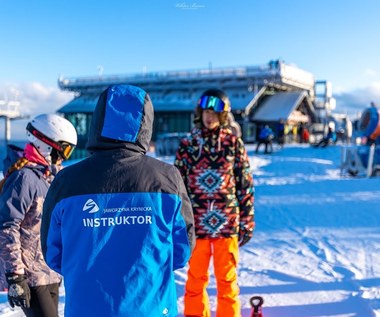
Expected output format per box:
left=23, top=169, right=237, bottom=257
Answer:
left=255, top=124, right=274, bottom=154
left=314, top=126, right=337, bottom=148
left=175, top=88, right=255, bottom=317
left=302, top=126, right=310, bottom=143
left=0, top=114, right=77, bottom=317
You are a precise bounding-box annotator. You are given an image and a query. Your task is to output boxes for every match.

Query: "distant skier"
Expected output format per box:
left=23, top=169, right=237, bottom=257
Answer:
left=41, top=84, right=195, bottom=317
left=302, top=126, right=310, bottom=143
left=256, top=125, right=274, bottom=154
left=314, top=127, right=337, bottom=148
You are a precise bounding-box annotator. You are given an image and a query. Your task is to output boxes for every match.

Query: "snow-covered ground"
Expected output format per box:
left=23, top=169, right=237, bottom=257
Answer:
left=1, top=144, right=379, bottom=316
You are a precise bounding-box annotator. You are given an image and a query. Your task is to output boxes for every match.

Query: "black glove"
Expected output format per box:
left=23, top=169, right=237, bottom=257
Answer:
left=6, top=273, right=31, bottom=308
left=238, top=228, right=253, bottom=247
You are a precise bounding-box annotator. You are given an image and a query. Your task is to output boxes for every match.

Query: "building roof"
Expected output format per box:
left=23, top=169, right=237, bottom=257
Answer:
left=58, top=94, right=254, bottom=113
left=251, top=91, right=311, bottom=122
left=57, top=60, right=320, bottom=117
left=58, top=95, right=99, bottom=113
left=58, top=60, right=315, bottom=93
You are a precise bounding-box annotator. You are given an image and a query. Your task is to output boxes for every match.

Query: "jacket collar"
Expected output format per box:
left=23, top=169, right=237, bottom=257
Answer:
left=24, top=143, right=49, bottom=166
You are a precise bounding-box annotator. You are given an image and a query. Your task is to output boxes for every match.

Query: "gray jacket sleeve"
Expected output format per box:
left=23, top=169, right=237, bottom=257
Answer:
left=0, top=172, right=34, bottom=273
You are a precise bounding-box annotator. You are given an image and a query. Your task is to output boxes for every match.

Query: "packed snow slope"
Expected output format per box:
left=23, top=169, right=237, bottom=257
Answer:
left=1, top=144, right=379, bottom=317
left=176, top=144, right=380, bottom=317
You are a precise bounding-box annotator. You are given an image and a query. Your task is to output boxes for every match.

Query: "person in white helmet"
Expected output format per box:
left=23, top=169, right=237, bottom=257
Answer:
left=0, top=113, right=77, bottom=317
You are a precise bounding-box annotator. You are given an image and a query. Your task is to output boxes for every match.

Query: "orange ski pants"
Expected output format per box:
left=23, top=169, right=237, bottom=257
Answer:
left=184, top=237, right=241, bottom=317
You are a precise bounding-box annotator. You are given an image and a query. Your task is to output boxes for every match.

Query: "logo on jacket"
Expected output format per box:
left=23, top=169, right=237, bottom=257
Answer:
left=83, top=199, right=100, bottom=213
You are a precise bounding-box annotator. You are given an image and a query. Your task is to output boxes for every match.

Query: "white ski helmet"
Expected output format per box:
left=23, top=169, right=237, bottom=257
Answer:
left=26, top=113, right=77, bottom=162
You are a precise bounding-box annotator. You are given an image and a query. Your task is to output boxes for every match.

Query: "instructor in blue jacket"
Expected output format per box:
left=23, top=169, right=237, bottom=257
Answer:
left=41, top=84, right=195, bottom=317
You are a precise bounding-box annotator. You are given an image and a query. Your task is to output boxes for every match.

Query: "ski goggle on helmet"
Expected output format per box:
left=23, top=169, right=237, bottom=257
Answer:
left=198, top=91, right=231, bottom=113
left=26, top=114, right=77, bottom=160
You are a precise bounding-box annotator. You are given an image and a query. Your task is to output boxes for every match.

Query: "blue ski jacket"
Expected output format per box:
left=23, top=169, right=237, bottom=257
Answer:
left=41, top=84, right=195, bottom=317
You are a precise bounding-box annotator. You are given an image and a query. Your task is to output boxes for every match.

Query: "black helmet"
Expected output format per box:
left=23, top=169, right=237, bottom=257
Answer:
left=198, top=89, right=231, bottom=113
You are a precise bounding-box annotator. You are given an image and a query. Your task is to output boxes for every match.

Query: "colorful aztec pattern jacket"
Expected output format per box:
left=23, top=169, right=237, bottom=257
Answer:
left=0, top=144, right=61, bottom=287
left=41, top=85, right=195, bottom=317
left=174, top=126, right=255, bottom=239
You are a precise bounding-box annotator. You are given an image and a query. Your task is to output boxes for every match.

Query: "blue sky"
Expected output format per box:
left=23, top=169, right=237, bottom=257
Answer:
left=1, top=0, right=380, bottom=137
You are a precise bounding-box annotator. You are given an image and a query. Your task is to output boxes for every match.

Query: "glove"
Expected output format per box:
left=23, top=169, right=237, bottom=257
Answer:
left=238, top=228, right=253, bottom=247
left=6, top=273, right=31, bottom=308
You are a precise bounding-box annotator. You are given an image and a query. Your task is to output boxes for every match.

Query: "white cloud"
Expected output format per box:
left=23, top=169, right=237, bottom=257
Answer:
left=334, top=81, right=380, bottom=118
left=363, top=68, right=378, bottom=77
left=0, top=82, right=74, bottom=116
left=0, top=82, right=74, bottom=140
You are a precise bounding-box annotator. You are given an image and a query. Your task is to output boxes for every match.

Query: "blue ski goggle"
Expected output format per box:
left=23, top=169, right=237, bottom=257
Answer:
left=198, top=95, right=230, bottom=113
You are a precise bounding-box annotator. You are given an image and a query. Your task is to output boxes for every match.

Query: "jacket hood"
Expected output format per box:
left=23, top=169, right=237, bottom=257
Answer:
left=2, top=144, right=24, bottom=174
left=86, top=84, right=153, bottom=153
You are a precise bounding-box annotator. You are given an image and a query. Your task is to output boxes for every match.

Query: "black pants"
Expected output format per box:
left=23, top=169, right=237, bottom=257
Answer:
left=21, top=283, right=60, bottom=317
left=256, top=140, right=273, bottom=153
left=315, top=138, right=329, bottom=148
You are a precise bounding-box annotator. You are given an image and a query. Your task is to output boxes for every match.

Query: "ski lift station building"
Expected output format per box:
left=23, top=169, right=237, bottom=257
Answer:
left=57, top=59, right=335, bottom=157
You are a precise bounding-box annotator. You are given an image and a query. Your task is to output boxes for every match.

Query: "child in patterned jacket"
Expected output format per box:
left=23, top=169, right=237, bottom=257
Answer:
left=175, top=88, right=255, bottom=317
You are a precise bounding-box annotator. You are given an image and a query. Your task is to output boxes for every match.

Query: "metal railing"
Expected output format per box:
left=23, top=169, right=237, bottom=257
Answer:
left=58, top=61, right=315, bottom=93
